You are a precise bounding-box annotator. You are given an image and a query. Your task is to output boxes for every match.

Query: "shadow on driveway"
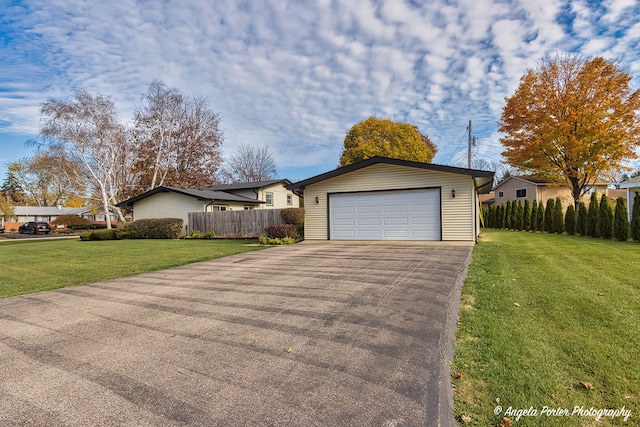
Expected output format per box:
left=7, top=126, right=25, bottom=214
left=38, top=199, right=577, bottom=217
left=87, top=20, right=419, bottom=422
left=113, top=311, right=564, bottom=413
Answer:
left=0, top=242, right=471, bottom=426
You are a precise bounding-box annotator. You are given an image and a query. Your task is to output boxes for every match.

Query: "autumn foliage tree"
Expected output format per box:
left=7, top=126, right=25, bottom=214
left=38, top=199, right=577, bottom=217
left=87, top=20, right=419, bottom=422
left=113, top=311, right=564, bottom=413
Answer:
left=340, top=117, right=436, bottom=166
left=500, top=55, right=640, bottom=208
left=132, top=79, right=223, bottom=191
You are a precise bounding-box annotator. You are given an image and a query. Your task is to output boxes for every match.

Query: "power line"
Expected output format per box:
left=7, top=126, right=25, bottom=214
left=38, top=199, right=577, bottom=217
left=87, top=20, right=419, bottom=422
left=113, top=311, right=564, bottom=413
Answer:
left=446, top=127, right=469, bottom=165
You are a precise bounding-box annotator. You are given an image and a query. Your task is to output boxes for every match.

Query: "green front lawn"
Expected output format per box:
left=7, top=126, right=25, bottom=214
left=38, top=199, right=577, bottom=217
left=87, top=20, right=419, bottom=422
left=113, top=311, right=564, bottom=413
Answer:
left=0, top=238, right=264, bottom=298
left=454, top=230, right=639, bottom=426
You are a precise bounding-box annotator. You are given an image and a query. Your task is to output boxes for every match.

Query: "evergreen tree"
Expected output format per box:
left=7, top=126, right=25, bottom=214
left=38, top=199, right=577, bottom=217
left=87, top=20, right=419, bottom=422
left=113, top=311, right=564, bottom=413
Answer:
left=505, top=200, right=512, bottom=229
left=565, top=205, right=576, bottom=235
left=598, top=194, right=614, bottom=239
left=576, top=202, right=588, bottom=235
left=515, top=200, right=524, bottom=230
left=553, top=197, right=564, bottom=233
left=613, top=196, right=629, bottom=241
left=531, top=200, right=539, bottom=231
left=536, top=202, right=545, bottom=232
left=523, top=199, right=531, bottom=231
left=587, top=192, right=599, bottom=237
left=499, top=204, right=506, bottom=228
left=544, top=198, right=555, bottom=232
left=631, top=191, right=640, bottom=241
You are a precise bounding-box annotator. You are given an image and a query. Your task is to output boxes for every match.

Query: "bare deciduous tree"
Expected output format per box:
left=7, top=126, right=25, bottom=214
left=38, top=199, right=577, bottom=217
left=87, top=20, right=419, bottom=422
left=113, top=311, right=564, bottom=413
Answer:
left=220, top=144, right=278, bottom=183
left=40, top=89, right=130, bottom=227
left=132, top=80, right=224, bottom=190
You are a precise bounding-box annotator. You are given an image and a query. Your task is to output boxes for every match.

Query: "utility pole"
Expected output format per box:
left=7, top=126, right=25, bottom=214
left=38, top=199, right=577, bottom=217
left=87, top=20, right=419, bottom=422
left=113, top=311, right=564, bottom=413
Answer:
left=468, top=120, right=472, bottom=169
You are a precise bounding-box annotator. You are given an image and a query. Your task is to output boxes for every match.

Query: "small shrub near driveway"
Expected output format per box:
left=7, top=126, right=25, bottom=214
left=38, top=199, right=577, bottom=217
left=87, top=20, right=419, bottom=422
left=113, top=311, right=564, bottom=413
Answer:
left=184, top=230, right=216, bottom=239
left=265, top=224, right=297, bottom=239
left=80, top=229, right=119, bottom=241
left=116, top=218, right=183, bottom=239
left=259, top=235, right=295, bottom=245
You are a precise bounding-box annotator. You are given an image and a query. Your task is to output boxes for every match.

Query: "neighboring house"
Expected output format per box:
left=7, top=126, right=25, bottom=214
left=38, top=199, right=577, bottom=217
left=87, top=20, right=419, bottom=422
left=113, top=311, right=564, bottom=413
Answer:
left=116, top=180, right=300, bottom=234
left=619, top=176, right=640, bottom=221
left=491, top=175, right=610, bottom=207
left=287, top=156, right=494, bottom=242
left=0, top=206, right=117, bottom=224
left=479, top=192, right=495, bottom=211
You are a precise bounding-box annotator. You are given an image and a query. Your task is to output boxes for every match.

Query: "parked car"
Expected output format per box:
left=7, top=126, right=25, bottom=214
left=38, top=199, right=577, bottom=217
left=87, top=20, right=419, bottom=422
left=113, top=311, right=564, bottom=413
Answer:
left=18, top=221, right=51, bottom=234
left=0, top=224, right=4, bottom=233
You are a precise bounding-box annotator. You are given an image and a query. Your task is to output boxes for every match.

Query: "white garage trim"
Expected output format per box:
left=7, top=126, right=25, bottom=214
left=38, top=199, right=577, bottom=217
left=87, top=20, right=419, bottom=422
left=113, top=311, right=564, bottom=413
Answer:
left=328, top=188, right=442, bottom=241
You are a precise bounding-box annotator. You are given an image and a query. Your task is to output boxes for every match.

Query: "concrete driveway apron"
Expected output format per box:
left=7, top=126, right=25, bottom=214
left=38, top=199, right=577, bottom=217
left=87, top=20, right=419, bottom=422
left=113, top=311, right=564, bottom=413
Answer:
left=0, top=241, right=472, bottom=426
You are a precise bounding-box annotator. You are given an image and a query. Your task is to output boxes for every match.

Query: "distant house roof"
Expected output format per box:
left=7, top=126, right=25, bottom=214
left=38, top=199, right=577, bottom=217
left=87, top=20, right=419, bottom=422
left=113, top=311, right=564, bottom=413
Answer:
left=12, top=206, right=89, bottom=216
left=495, top=175, right=611, bottom=189
left=203, top=179, right=291, bottom=191
left=116, top=186, right=265, bottom=207
left=619, top=175, right=640, bottom=188
left=287, top=157, right=495, bottom=193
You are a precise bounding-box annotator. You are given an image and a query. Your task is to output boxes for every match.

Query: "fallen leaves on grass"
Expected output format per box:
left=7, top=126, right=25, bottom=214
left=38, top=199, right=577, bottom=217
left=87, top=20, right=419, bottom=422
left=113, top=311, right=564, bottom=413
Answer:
left=283, top=347, right=293, bottom=353
left=579, top=381, right=593, bottom=390
left=452, top=372, right=464, bottom=379
left=460, top=415, right=472, bottom=423
left=513, top=302, right=521, bottom=307
left=500, top=417, right=513, bottom=427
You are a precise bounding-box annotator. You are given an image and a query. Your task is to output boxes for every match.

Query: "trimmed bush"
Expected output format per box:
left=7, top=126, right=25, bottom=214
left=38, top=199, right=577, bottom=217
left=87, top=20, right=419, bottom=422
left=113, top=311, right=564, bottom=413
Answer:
left=116, top=218, right=183, bottom=239
left=553, top=197, right=564, bottom=234
left=613, top=197, right=629, bottom=241
left=576, top=202, right=588, bottom=236
left=258, top=235, right=295, bottom=245
left=598, top=194, right=614, bottom=239
left=184, top=230, right=217, bottom=239
left=515, top=200, right=524, bottom=230
left=80, top=229, right=119, bottom=241
left=531, top=200, right=538, bottom=231
left=280, top=208, right=305, bottom=225
left=264, top=224, right=297, bottom=239
left=564, top=205, right=576, bottom=235
left=52, top=214, right=92, bottom=228
left=587, top=192, right=599, bottom=237
left=632, top=191, right=640, bottom=241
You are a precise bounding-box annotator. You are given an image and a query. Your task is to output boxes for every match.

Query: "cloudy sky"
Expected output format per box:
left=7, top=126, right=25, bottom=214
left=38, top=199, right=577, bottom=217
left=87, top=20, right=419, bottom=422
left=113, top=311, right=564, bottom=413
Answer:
left=1, top=0, right=640, bottom=182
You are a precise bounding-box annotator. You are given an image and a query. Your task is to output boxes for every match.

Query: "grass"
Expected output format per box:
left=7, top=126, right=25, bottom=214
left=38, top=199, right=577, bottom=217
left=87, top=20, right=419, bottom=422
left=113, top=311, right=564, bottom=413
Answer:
left=454, top=229, right=639, bottom=426
left=0, top=238, right=264, bottom=298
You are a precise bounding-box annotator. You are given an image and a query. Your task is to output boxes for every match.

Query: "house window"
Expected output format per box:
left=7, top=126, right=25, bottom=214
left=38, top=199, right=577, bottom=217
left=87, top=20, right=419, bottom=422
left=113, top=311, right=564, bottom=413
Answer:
left=287, top=194, right=293, bottom=206
left=244, top=205, right=254, bottom=210
left=498, top=191, right=504, bottom=198
left=516, top=188, right=527, bottom=198
left=211, top=205, right=228, bottom=211
left=266, top=192, right=274, bottom=206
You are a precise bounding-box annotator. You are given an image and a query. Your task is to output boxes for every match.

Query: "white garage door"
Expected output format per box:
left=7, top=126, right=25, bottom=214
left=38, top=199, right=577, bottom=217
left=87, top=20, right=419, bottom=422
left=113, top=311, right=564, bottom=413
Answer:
left=329, top=189, right=441, bottom=240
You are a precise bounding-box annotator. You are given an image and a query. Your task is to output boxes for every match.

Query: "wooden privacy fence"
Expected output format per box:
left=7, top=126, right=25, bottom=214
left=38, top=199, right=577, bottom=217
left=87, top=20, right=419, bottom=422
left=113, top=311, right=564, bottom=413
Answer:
left=188, top=209, right=285, bottom=237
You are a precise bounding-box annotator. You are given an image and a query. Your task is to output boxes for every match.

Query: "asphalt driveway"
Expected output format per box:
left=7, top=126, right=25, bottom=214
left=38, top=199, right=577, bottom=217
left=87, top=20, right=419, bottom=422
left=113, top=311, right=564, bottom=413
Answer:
left=0, top=242, right=472, bottom=426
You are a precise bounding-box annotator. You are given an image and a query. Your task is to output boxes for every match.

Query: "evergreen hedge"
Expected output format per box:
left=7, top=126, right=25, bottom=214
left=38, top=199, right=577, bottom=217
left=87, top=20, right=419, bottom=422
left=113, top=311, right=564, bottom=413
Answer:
left=613, top=196, right=629, bottom=241
left=587, top=192, right=599, bottom=237
left=544, top=199, right=555, bottom=233
left=536, top=202, right=545, bottom=232
left=632, top=191, right=640, bottom=241
left=523, top=199, right=531, bottom=231
left=565, top=205, right=576, bottom=235
left=553, top=197, right=564, bottom=234
left=598, top=194, right=614, bottom=239
left=576, top=202, right=588, bottom=236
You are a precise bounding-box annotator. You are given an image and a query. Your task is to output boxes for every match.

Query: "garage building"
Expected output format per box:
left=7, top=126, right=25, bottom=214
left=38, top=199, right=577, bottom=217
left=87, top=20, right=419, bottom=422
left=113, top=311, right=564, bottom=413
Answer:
left=287, top=157, right=494, bottom=242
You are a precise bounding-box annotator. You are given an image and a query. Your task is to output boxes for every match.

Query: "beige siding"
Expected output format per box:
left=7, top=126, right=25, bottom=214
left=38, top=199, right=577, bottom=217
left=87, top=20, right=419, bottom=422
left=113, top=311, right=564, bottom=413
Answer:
left=493, top=178, right=538, bottom=205
left=133, top=192, right=205, bottom=234
left=257, top=184, right=301, bottom=209
left=303, top=163, right=476, bottom=241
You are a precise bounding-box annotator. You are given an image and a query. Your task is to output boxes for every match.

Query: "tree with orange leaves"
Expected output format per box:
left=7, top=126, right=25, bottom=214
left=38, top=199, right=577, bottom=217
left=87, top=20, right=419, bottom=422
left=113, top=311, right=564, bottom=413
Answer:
left=500, top=55, right=640, bottom=208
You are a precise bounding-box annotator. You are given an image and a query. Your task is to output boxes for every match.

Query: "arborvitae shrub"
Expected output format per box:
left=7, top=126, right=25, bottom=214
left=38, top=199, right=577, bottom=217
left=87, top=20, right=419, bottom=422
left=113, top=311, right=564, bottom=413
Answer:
left=587, top=192, right=599, bottom=237
left=598, top=194, right=614, bottom=239
left=553, top=197, right=564, bottom=234
left=576, top=202, right=588, bottom=236
left=116, top=218, right=183, bottom=239
left=565, top=205, right=576, bottom=235
left=531, top=200, right=539, bottom=231
left=515, top=200, right=524, bottom=230
left=631, top=191, right=640, bottom=241
left=505, top=201, right=512, bottom=229
left=544, top=199, right=555, bottom=232
left=613, top=197, right=629, bottom=241
left=536, top=203, right=545, bottom=232
left=522, top=199, right=531, bottom=231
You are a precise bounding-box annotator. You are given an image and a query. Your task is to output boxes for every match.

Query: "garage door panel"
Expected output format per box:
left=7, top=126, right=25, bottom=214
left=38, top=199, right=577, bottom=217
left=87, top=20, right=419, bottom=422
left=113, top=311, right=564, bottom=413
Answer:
left=330, top=189, right=441, bottom=241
